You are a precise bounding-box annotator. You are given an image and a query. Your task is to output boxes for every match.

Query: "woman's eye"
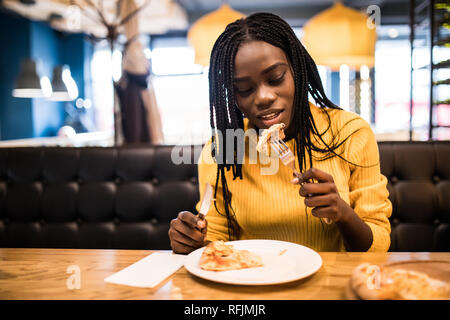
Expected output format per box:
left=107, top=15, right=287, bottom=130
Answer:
left=235, top=87, right=253, bottom=96
left=269, top=73, right=285, bottom=85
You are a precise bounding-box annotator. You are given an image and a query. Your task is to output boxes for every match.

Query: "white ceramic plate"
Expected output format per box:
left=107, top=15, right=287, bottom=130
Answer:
left=184, top=239, right=323, bottom=285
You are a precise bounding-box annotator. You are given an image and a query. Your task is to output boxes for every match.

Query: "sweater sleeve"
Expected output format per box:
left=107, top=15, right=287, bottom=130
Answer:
left=196, top=140, right=230, bottom=242
left=345, top=118, right=392, bottom=252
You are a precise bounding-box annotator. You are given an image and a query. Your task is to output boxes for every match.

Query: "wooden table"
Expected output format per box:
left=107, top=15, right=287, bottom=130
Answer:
left=0, top=248, right=449, bottom=300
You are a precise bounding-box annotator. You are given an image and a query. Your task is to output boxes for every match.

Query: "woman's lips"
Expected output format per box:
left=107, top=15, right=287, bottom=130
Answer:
left=258, top=110, right=283, bottom=127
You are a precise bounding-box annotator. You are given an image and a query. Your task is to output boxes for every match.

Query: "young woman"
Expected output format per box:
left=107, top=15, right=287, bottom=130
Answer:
left=168, top=12, right=391, bottom=254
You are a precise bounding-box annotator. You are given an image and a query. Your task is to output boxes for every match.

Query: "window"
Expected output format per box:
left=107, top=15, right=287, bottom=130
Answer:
left=375, top=25, right=450, bottom=140
left=150, top=36, right=210, bottom=145
left=89, top=25, right=448, bottom=145
left=90, top=43, right=122, bottom=133
left=374, top=39, right=412, bottom=137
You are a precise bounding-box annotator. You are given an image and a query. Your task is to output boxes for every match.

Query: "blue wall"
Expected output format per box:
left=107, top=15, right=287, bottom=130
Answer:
left=0, top=13, right=34, bottom=140
left=30, top=21, right=65, bottom=138
left=0, top=12, right=92, bottom=140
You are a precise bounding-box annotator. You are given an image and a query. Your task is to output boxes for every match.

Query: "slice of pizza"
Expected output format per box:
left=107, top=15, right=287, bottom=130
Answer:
left=351, top=263, right=450, bottom=300
left=256, top=123, right=286, bottom=156
left=387, top=269, right=450, bottom=300
left=199, top=241, right=264, bottom=272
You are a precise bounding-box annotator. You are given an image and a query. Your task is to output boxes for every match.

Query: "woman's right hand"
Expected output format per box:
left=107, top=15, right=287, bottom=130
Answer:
left=169, top=211, right=208, bottom=254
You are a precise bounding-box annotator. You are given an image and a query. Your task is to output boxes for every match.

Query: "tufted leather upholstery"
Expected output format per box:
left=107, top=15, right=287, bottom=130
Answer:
left=0, top=142, right=449, bottom=251
left=0, top=146, right=200, bottom=250
left=378, top=141, right=450, bottom=252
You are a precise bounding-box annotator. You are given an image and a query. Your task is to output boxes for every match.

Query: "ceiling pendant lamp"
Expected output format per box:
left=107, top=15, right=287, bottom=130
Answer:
left=302, top=1, right=377, bottom=71
left=49, top=65, right=79, bottom=101
left=188, top=3, right=245, bottom=67
left=12, top=59, right=52, bottom=98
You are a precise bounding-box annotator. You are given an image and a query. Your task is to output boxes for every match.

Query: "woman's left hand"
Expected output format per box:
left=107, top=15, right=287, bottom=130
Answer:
left=291, top=167, right=349, bottom=223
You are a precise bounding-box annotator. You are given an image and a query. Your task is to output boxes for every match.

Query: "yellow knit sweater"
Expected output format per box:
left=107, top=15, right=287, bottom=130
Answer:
left=196, top=103, right=392, bottom=252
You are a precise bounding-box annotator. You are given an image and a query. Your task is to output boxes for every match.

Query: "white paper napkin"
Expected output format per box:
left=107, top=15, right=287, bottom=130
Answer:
left=104, top=252, right=186, bottom=288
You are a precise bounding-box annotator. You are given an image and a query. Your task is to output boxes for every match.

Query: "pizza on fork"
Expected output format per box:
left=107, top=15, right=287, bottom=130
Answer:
left=256, top=123, right=286, bottom=156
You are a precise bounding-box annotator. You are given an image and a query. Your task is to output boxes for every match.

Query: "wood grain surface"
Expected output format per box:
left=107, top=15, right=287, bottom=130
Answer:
left=0, top=248, right=449, bottom=300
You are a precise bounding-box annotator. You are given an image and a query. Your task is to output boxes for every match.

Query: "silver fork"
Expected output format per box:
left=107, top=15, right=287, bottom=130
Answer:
left=270, top=138, right=332, bottom=224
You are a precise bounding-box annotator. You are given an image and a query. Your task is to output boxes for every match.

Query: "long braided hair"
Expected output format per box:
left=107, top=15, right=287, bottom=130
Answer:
left=208, top=12, right=358, bottom=240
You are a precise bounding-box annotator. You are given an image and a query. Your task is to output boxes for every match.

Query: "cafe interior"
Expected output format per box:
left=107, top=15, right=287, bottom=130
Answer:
left=0, top=0, right=449, bottom=302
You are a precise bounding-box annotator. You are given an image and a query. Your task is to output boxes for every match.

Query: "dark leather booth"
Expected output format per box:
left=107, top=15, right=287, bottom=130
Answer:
left=0, top=141, right=449, bottom=251
left=379, top=141, right=449, bottom=252
left=0, top=146, right=200, bottom=250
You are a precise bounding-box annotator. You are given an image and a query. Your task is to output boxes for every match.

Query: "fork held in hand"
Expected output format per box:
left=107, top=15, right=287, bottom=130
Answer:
left=270, top=138, right=332, bottom=224
left=270, top=138, right=297, bottom=173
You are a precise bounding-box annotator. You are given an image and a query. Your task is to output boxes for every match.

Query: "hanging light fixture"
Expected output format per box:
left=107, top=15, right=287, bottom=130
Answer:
left=12, top=59, right=52, bottom=98
left=49, top=65, right=79, bottom=101
left=302, top=1, right=377, bottom=71
left=188, top=2, right=245, bottom=67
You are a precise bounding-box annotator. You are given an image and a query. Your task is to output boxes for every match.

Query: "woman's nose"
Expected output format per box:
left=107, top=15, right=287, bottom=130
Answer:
left=254, top=84, right=276, bottom=108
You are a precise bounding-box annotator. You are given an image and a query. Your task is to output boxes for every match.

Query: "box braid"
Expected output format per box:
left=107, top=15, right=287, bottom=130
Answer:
left=208, top=12, right=362, bottom=240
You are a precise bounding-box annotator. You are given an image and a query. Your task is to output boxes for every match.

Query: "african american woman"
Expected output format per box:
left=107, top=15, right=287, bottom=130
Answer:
left=168, top=12, right=392, bottom=254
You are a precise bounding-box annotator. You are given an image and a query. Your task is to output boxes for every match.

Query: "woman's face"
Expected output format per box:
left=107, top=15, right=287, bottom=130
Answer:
left=233, top=40, right=295, bottom=137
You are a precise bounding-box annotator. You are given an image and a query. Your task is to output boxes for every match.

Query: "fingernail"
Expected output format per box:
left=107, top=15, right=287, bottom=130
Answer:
left=197, top=220, right=206, bottom=229
left=290, top=177, right=299, bottom=184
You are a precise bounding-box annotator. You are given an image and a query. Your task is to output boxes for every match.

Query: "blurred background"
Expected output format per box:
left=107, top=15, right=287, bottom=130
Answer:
left=0, top=0, right=448, bottom=147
